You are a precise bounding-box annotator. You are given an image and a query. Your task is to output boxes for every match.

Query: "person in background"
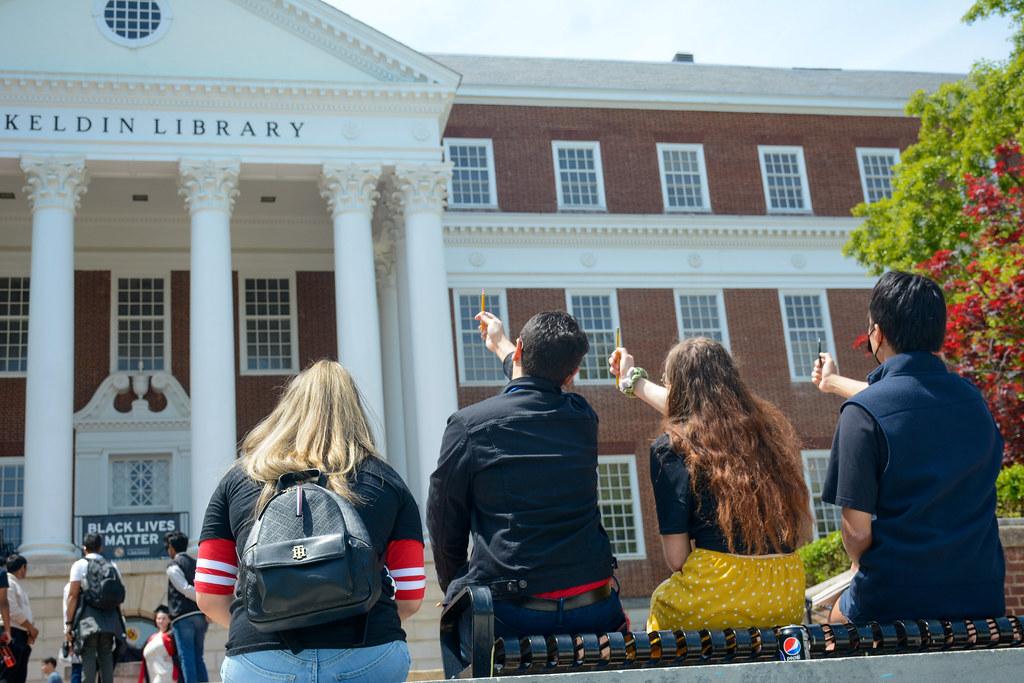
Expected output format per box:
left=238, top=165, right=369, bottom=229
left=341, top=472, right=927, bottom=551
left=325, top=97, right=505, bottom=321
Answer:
left=40, top=657, right=63, bottom=683
left=813, top=271, right=1005, bottom=623
left=164, top=532, right=206, bottom=683
left=609, top=338, right=812, bottom=631
left=3, top=554, right=38, bottom=683
left=65, top=534, right=124, bottom=683
left=196, top=360, right=424, bottom=683
left=60, top=584, right=82, bottom=683
left=138, top=606, right=178, bottom=683
left=0, top=558, right=11, bottom=653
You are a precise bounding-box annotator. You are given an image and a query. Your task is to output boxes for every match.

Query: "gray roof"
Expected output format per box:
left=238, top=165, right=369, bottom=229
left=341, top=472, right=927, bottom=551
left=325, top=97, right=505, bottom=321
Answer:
left=431, top=53, right=962, bottom=101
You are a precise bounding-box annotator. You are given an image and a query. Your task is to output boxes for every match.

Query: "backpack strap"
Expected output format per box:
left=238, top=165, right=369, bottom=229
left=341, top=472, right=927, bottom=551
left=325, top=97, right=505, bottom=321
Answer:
left=275, top=469, right=326, bottom=492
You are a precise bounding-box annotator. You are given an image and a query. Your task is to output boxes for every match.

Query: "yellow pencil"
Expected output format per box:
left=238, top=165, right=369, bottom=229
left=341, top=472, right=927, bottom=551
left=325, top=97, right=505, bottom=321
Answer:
left=614, top=327, right=621, bottom=387
left=479, top=288, right=486, bottom=332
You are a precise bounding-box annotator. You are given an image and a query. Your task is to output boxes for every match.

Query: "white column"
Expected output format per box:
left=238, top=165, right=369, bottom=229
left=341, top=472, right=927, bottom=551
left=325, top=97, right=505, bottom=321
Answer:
left=375, top=205, right=409, bottom=480
left=18, top=156, right=88, bottom=560
left=179, top=159, right=239, bottom=539
left=395, top=163, right=459, bottom=507
left=319, top=164, right=387, bottom=447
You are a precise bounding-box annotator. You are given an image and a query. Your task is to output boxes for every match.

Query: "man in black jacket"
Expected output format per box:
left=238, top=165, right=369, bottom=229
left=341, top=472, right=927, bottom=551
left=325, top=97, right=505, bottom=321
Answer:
left=428, top=310, right=624, bottom=637
left=164, top=531, right=208, bottom=683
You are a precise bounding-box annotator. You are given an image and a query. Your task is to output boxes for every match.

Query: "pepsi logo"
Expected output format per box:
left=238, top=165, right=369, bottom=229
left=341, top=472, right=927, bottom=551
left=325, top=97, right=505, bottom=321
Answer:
left=782, top=636, right=802, bottom=657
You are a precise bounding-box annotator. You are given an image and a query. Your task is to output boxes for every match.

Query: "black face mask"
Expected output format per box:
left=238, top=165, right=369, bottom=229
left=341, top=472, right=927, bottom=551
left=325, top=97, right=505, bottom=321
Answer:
left=868, top=324, right=881, bottom=366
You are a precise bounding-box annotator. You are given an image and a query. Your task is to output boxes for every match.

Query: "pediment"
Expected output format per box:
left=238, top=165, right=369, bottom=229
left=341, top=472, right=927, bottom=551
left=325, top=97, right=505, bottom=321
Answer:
left=74, top=373, right=191, bottom=433
left=0, top=0, right=460, bottom=88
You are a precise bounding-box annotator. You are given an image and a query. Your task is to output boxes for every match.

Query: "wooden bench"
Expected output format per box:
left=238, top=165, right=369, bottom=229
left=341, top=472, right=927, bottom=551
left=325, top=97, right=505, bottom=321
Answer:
left=438, top=586, right=1024, bottom=678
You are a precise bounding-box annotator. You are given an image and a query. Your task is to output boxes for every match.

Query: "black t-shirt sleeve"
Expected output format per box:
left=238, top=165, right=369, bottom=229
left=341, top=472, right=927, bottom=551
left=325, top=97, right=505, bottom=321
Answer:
left=391, top=485, right=424, bottom=544
left=822, top=404, right=887, bottom=514
left=0, top=569, right=7, bottom=589
left=650, top=436, right=692, bottom=535
left=199, top=470, right=236, bottom=543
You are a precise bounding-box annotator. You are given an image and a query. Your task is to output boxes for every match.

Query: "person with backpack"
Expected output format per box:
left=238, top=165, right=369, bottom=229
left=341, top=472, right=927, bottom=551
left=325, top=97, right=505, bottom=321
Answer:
left=163, top=532, right=206, bottom=683
left=64, top=534, right=126, bottom=683
left=196, top=360, right=425, bottom=683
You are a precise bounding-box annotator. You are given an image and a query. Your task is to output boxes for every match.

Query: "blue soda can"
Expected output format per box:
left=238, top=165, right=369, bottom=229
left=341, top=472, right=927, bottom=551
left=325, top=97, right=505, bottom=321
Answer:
left=777, top=625, right=810, bottom=661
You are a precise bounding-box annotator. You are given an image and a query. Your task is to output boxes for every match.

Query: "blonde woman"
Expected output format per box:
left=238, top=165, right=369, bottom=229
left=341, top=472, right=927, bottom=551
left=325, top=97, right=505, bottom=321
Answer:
left=195, top=360, right=424, bottom=683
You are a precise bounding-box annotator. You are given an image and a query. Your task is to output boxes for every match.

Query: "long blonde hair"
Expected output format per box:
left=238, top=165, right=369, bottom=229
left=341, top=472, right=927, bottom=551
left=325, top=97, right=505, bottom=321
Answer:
left=242, top=359, right=378, bottom=511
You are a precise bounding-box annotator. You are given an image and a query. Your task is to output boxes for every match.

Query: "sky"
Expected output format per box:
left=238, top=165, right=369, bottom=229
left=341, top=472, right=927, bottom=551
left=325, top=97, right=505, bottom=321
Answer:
left=325, top=0, right=1017, bottom=74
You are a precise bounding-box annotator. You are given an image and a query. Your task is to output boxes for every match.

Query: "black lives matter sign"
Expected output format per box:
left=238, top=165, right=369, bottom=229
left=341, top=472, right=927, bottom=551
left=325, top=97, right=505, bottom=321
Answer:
left=78, top=513, right=188, bottom=560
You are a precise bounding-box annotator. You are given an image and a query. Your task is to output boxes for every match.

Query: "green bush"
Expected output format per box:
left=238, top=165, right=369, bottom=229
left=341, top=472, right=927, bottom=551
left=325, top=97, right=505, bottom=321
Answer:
left=997, top=464, right=1024, bottom=518
left=798, top=531, right=848, bottom=587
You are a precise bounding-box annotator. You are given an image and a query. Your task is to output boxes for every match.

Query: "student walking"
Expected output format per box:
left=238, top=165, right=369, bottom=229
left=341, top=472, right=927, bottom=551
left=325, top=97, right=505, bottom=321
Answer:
left=4, top=554, right=38, bottom=683
left=164, top=532, right=206, bottom=683
left=196, top=360, right=425, bottom=683
left=65, top=534, right=126, bottom=683
left=610, top=338, right=812, bottom=631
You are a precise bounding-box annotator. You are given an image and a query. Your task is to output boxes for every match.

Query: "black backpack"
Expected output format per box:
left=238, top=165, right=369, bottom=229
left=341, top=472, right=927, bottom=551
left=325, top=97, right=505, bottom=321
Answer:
left=82, top=557, right=126, bottom=611
left=239, top=469, right=382, bottom=633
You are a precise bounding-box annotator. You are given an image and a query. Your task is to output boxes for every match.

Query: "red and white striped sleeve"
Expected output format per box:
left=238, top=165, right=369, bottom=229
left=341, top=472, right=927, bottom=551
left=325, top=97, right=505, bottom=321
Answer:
left=196, top=538, right=239, bottom=596
left=384, top=539, right=426, bottom=601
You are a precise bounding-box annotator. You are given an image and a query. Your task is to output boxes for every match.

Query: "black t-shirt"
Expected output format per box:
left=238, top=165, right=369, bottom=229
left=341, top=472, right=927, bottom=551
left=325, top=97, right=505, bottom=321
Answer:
left=0, top=568, right=7, bottom=590
left=650, top=434, right=793, bottom=555
left=821, top=404, right=889, bottom=513
left=200, top=456, right=423, bottom=656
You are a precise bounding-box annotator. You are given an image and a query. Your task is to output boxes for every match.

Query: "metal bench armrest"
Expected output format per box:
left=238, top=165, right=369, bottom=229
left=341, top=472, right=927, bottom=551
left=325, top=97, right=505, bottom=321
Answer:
left=439, top=585, right=495, bottom=679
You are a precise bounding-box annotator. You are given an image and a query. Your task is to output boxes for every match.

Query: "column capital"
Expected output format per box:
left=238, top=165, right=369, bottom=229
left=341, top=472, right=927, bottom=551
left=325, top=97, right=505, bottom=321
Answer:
left=178, top=159, right=240, bottom=215
left=394, top=162, right=452, bottom=214
left=319, top=163, right=382, bottom=218
left=20, top=156, right=89, bottom=213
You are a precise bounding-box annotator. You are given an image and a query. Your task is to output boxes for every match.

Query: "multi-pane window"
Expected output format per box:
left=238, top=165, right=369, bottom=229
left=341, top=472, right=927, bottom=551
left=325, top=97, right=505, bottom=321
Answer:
left=553, top=142, right=606, bottom=209
left=781, top=292, right=832, bottom=381
left=567, top=292, right=618, bottom=383
left=110, top=456, right=171, bottom=510
left=454, top=289, right=507, bottom=384
left=0, top=278, right=29, bottom=374
left=658, top=144, right=711, bottom=211
left=675, top=292, right=729, bottom=347
left=759, top=146, right=812, bottom=212
left=103, top=0, right=162, bottom=41
left=857, top=148, right=899, bottom=204
left=445, top=139, right=497, bottom=208
left=802, top=451, right=842, bottom=539
left=0, top=461, right=23, bottom=555
left=597, top=456, right=645, bottom=558
left=242, top=277, right=296, bottom=373
left=115, top=277, right=166, bottom=372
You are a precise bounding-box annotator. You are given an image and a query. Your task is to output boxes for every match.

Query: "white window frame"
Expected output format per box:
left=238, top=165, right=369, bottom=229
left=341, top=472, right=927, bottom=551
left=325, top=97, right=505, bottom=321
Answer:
left=552, top=141, right=607, bottom=211
left=779, top=290, right=835, bottom=382
left=757, top=145, right=813, bottom=214
left=565, top=289, right=620, bottom=385
left=108, top=453, right=173, bottom=513
left=0, top=274, right=30, bottom=378
left=656, top=143, right=712, bottom=213
left=452, top=287, right=510, bottom=386
left=856, top=147, right=901, bottom=204
left=597, top=455, right=646, bottom=560
left=237, top=273, right=300, bottom=376
left=109, top=272, right=172, bottom=375
left=443, top=138, right=499, bottom=209
left=801, top=449, right=842, bottom=540
left=0, top=457, right=24, bottom=553
left=673, top=288, right=730, bottom=350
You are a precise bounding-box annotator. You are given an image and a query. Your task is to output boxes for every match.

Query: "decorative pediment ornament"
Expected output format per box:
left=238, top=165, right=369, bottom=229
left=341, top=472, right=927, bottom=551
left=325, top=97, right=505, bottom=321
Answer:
left=20, top=156, right=89, bottom=213
left=319, top=164, right=382, bottom=217
left=178, top=159, right=241, bottom=215
left=74, top=373, right=191, bottom=433
left=394, top=162, right=452, bottom=214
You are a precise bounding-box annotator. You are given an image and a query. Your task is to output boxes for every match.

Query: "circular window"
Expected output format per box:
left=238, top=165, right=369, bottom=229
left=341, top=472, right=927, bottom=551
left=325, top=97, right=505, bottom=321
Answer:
left=94, top=0, right=173, bottom=48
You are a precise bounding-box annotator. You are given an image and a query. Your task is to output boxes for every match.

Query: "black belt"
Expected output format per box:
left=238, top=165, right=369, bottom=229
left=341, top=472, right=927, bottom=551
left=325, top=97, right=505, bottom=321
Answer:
left=507, top=582, right=612, bottom=612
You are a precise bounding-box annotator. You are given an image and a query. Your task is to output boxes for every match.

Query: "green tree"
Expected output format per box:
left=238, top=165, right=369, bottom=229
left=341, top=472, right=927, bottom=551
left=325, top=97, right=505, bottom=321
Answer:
left=844, top=0, right=1024, bottom=272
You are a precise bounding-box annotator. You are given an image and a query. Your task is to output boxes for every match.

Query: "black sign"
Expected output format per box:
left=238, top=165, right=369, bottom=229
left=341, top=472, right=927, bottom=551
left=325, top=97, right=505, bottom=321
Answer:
left=75, top=513, right=189, bottom=561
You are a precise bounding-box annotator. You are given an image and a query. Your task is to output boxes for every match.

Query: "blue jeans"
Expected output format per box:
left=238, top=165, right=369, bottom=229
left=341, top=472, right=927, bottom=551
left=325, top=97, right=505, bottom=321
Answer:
left=221, top=641, right=411, bottom=683
left=69, top=663, right=82, bottom=683
left=172, top=614, right=210, bottom=683
left=492, top=592, right=628, bottom=638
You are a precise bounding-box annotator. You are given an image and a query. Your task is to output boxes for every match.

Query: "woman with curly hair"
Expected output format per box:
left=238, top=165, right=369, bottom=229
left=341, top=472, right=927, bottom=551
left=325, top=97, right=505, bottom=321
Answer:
left=610, top=337, right=812, bottom=630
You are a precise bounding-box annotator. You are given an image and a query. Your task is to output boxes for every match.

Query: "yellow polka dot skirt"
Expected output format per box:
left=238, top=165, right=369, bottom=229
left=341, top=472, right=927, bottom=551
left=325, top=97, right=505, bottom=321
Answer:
left=647, top=548, right=805, bottom=632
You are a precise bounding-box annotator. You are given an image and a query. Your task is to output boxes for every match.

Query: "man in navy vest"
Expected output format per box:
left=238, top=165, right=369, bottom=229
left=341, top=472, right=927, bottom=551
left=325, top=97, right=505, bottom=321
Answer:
left=165, top=531, right=208, bottom=683
left=814, top=271, right=1005, bottom=623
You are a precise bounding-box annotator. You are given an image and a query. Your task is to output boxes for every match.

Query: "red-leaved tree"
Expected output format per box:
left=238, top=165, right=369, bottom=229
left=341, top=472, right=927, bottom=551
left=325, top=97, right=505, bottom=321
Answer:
left=917, top=141, right=1024, bottom=465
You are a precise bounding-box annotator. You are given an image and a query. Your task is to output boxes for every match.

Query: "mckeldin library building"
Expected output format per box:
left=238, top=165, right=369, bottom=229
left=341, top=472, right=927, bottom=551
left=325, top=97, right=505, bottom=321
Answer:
left=0, top=0, right=958, bottom=674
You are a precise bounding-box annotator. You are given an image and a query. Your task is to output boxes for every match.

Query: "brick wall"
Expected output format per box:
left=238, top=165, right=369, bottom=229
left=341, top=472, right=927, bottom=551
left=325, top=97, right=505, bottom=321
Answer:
left=1005, top=535, right=1024, bottom=615
left=444, top=105, right=919, bottom=216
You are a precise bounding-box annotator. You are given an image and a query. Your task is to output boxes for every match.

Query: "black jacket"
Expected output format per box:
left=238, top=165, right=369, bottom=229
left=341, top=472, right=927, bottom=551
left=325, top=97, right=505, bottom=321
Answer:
left=167, top=553, right=201, bottom=621
left=427, top=373, right=615, bottom=603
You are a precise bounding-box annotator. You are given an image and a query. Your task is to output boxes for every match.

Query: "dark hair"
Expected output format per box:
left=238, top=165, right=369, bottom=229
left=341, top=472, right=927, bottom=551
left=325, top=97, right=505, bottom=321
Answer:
left=83, top=533, right=104, bottom=554
left=154, top=604, right=170, bottom=616
left=43, top=657, right=57, bottom=667
left=5, top=554, right=25, bottom=573
left=518, top=311, right=590, bottom=384
left=165, top=531, right=189, bottom=553
left=663, top=337, right=812, bottom=554
left=869, top=271, right=946, bottom=354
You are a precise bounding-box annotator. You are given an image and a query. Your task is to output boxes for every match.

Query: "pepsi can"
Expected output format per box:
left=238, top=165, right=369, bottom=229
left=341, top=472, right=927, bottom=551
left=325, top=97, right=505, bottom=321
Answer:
left=777, top=625, right=810, bottom=661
